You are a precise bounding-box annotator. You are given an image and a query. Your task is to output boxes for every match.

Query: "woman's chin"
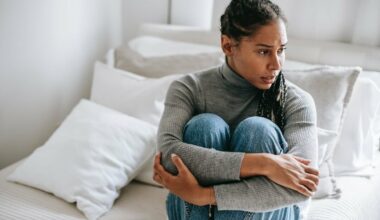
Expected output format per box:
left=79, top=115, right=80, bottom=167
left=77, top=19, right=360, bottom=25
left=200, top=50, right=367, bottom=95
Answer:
left=255, top=83, right=273, bottom=90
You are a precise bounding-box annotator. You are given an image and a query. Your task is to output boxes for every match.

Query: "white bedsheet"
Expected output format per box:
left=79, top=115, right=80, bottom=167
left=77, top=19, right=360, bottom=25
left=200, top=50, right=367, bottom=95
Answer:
left=307, top=166, right=380, bottom=220
left=0, top=161, right=168, bottom=220
left=1, top=152, right=379, bottom=220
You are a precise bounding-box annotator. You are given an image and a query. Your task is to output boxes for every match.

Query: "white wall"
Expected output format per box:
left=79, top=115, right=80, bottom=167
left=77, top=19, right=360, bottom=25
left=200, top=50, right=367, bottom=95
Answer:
left=0, top=0, right=123, bottom=169
left=171, top=0, right=214, bottom=29
left=212, top=0, right=380, bottom=46
left=169, top=0, right=230, bottom=30
left=122, top=0, right=169, bottom=42
left=211, top=0, right=230, bottom=30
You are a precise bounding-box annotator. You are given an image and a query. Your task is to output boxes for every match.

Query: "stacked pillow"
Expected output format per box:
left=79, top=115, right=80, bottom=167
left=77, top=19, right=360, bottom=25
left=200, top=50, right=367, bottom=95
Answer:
left=114, top=36, right=224, bottom=77
left=284, top=61, right=380, bottom=177
left=91, top=62, right=184, bottom=186
left=7, top=99, right=157, bottom=219
left=284, top=65, right=360, bottom=198
left=7, top=61, right=181, bottom=219
left=332, top=78, right=380, bottom=176
left=90, top=61, right=182, bottom=126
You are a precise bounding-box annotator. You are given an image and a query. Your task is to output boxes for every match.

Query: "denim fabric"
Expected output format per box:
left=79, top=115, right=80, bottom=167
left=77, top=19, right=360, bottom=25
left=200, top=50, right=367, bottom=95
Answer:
left=166, top=113, right=300, bottom=220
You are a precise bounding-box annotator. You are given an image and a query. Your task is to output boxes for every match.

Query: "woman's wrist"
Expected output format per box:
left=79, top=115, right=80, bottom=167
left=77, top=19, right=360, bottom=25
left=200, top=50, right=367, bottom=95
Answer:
left=197, top=186, right=216, bottom=206
left=207, top=187, right=216, bottom=205
left=240, top=153, right=272, bottom=178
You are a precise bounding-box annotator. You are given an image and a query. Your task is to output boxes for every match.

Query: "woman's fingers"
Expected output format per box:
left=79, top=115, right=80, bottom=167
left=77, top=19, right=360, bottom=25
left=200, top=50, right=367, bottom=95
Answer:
left=303, top=165, right=319, bottom=176
left=292, top=155, right=319, bottom=176
left=153, top=153, right=165, bottom=185
left=295, top=184, right=313, bottom=197
left=293, top=155, right=311, bottom=165
left=305, top=173, right=319, bottom=185
left=153, top=173, right=163, bottom=184
left=153, top=152, right=171, bottom=180
left=153, top=153, right=162, bottom=172
left=153, top=152, right=161, bottom=167
left=171, top=154, right=190, bottom=175
left=300, top=178, right=317, bottom=192
left=153, top=152, right=165, bottom=173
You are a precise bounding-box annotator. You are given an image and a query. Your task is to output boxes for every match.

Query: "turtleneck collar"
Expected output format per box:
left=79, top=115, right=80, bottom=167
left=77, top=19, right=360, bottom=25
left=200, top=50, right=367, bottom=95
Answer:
left=219, top=60, right=259, bottom=93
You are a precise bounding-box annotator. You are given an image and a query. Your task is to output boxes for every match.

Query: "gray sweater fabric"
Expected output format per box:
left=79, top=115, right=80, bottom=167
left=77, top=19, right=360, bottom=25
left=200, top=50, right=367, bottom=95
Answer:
left=157, top=62, right=318, bottom=213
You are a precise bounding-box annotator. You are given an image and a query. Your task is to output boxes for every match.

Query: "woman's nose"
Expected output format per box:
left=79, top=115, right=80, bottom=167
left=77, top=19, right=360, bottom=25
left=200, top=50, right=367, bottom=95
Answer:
left=269, top=54, right=281, bottom=70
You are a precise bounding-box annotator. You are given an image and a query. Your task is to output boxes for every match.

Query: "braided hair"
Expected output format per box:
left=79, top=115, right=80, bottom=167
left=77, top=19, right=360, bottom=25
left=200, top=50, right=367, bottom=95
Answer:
left=220, top=0, right=288, bottom=131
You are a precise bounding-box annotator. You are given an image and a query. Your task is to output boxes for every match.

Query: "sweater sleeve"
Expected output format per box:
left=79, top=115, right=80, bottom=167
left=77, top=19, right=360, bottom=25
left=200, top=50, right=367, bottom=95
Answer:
left=214, top=88, right=318, bottom=212
left=157, top=76, right=245, bottom=186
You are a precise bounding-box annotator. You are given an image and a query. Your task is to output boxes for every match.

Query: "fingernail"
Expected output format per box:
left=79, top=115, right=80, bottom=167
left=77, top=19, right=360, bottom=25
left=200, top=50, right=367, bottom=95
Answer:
left=171, top=153, right=177, bottom=158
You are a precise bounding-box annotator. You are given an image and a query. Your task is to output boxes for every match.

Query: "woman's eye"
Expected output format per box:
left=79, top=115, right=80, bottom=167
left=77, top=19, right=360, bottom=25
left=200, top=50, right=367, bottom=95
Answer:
left=257, top=48, right=286, bottom=56
left=258, top=50, right=269, bottom=55
left=277, top=47, right=287, bottom=55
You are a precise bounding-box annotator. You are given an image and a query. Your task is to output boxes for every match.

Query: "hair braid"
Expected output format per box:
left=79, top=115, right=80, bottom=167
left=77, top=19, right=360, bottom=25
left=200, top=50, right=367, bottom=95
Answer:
left=256, top=71, right=287, bottom=131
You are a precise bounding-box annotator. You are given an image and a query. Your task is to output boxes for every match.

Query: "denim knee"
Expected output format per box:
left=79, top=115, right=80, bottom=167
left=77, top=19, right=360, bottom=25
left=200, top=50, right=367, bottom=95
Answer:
left=231, top=116, right=288, bottom=154
left=183, top=113, right=230, bottom=151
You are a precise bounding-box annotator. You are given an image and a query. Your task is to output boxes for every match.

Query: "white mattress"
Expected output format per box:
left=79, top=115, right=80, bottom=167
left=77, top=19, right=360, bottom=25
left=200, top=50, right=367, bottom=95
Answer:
left=307, top=153, right=380, bottom=220
left=1, top=153, right=379, bottom=220
left=0, top=161, right=168, bottom=220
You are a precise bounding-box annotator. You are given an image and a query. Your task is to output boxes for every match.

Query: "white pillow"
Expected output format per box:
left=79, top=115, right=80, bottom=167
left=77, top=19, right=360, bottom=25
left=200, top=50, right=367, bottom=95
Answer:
left=129, top=36, right=220, bottom=57
left=362, top=70, right=380, bottom=151
left=285, top=66, right=360, bottom=199
left=115, top=36, right=224, bottom=77
left=283, top=60, right=319, bottom=69
left=91, top=62, right=183, bottom=126
left=317, top=128, right=338, bottom=166
left=7, top=99, right=157, bottom=220
left=137, top=23, right=221, bottom=46
left=134, top=157, right=162, bottom=187
left=285, top=66, right=360, bottom=135
left=285, top=60, right=380, bottom=176
left=333, top=78, right=380, bottom=176
left=312, top=128, right=338, bottom=199
left=90, top=62, right=184, bottom=186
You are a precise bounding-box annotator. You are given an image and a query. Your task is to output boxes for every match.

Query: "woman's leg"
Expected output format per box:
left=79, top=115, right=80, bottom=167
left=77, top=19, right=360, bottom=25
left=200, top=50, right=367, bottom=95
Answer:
left=214, top=116, right=299, bottom=220
left=231, top=116, right=288, bottom=154
left=166, top=113, right=230, bottom=220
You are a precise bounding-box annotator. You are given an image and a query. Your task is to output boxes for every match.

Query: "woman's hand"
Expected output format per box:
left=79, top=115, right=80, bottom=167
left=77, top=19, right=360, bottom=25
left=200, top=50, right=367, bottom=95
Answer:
left=153, top=152, right=215, bottom=206
left=264, top=154, right=319, bottom=197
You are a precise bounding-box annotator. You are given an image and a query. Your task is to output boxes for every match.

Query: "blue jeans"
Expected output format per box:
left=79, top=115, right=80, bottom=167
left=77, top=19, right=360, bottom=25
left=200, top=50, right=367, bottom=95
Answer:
left=166, top=113, right=300, bottom=220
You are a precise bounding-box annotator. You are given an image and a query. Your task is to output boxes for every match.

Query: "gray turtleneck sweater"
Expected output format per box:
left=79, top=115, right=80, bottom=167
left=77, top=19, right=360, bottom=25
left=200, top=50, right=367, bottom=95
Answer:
left=157, top=62, right=318, bottom=213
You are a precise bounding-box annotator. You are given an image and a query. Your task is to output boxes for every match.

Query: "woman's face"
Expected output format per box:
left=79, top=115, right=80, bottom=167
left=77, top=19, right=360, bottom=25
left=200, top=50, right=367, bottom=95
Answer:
left=222, top=19, right=288, bottom=90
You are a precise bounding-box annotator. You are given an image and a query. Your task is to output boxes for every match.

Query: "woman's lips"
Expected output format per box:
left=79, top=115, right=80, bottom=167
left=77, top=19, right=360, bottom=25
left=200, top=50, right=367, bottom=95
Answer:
left=261, top=76, right=275, bottom=84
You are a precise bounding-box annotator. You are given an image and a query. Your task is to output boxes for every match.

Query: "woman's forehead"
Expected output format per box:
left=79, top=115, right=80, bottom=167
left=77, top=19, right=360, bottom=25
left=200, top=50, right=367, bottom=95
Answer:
left=243, top=20, right=288, bottom=46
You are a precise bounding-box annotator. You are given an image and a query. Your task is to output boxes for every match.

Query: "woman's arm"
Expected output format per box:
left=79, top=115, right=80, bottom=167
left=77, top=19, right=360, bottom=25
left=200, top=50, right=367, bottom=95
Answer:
left=241, top=153, right=319, bottom=196
left=153, top=152, right=216, bottom=206
left=213, top=90, right=319, bottom=212
left=158, top=77, right=245, bottom=185
left=154, top=152, right=317, bottom=206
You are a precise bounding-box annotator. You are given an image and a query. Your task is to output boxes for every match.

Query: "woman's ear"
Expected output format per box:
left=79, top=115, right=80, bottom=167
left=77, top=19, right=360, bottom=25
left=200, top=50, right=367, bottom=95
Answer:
left=221, top=35, right=235, bottom=56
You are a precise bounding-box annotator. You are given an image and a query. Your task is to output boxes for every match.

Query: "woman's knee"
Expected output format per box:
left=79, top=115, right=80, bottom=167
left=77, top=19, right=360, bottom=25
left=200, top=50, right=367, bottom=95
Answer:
left=231, top=116, right=288, bottom=154
left=237, top=116, right=278, bottom=133
left=183, top=113, right=230, bottom=150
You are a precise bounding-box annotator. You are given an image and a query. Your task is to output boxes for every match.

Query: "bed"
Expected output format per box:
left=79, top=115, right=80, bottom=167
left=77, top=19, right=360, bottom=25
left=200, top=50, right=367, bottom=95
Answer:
left=0, top=152, right=380, bottom=220
left=1, top=23, right=380, bottom=220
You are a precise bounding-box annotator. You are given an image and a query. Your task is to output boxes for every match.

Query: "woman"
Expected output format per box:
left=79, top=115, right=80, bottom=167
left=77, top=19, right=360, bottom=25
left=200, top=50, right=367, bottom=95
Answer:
left=153, top=0, right=319, bottom=219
